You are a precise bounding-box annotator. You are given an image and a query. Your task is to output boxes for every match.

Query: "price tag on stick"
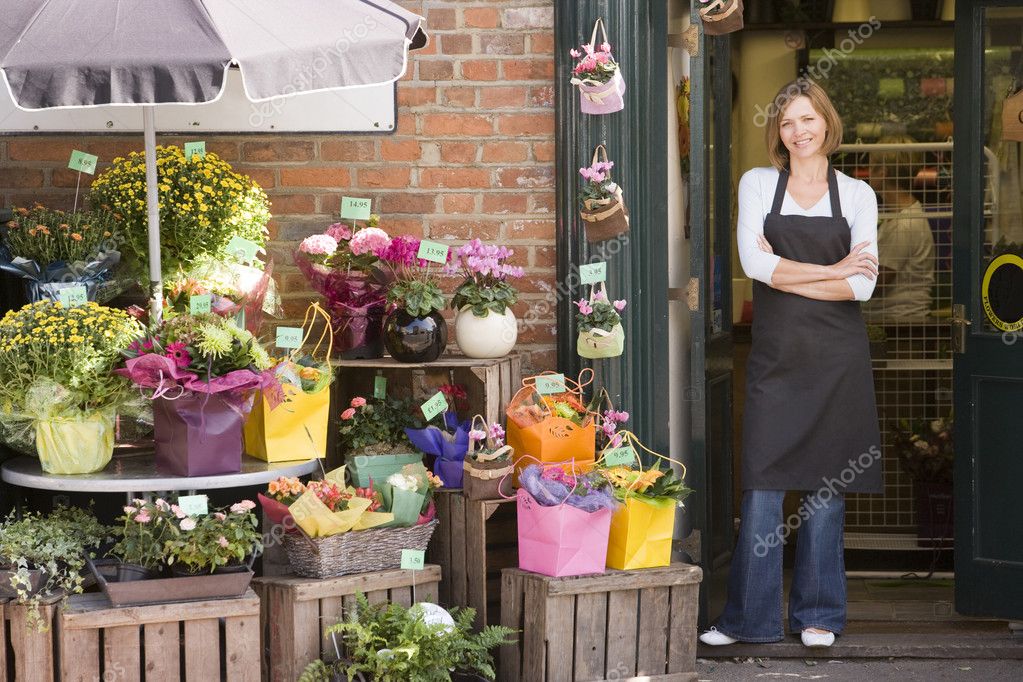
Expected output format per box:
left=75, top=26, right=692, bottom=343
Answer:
left=183, top=141, right=207, bottom=160
left=340, top=196, right=373, bottom=221
left=535, top=373, right=567, bottom=395
left=374, top=375, right=388, bottom=399
left=68, top=150, right=98, bottom=175
left=603, top=446, right=637, bottom=468
left=189, top=294, right=212, bottom=315
left=59, top=286, right=88, bottom=307
left=420, top=391, right=448, bottom=421
left=417, top=240, right=449, bottom=264
left=579, top=261, right=607, bottom=285
left=226, top=236, right=261, bottom=263
left=276, top=326, right=304, bottom=349
left=177, top=495, right=209, bottom=516
left=400, top=549, right=425, bottom=570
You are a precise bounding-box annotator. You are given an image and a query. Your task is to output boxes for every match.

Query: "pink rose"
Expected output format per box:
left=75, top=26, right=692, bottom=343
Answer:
left=349, top=227, right=390, bottom=256
left=350, top=397, right=367, bottom=408
left=123, top=505, right=135, bottom=515
left=230, top=500, right=256, bottom=513
left=218, top=536, right=229, bottom=548
left=340, top=408, right=357, bottom=420
left=600, top=41, right=611, bottom=52
left=135, top=512, right=151, bottom=524
left=171, top=504, right=186, bottom=519
left=215, top=512, right=226, bottom=521
left=299, top=233, right=339, bottom=256
left=180, top=518, right=197, bottom=531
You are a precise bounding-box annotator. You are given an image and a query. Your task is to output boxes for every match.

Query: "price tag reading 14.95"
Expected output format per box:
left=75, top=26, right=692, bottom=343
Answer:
left=417, top=240, right=449, bottom=264
left=340, top=196, right=372, bottom=221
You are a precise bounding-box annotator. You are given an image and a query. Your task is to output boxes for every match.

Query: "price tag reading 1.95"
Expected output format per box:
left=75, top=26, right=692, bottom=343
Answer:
left=276, top=327, right=304, bottom=349
left=603, top=445, right=637, bottom=468
left=534, top=373, right=567, bottom=395
left=579, top=261, right=607, bottom=285
left=420, top=391, right=448, bottom=421
left=401, top=549, right=425, bottom=570
left=417, top=240, right=449, bottom=264
left=340, top=196, right=372, bottom=221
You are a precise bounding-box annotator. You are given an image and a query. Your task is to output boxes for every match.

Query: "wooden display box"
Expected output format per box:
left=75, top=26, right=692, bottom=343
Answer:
left=499, top=564, right=703, bottom=682
left=2, top=596, right=62, bottom=682
left=57, top=590, right=260, bottom=682
left=253, top=566, right=441, bottom=682
left=426, top=490, right=517, bottom=628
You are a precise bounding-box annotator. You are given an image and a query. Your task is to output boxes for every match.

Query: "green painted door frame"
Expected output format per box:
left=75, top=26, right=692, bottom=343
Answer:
left=554, top=1, right=670, bottom=455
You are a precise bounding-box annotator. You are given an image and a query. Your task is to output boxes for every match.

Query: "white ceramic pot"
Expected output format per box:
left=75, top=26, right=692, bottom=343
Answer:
left=455, top=306, right=517, bottom=359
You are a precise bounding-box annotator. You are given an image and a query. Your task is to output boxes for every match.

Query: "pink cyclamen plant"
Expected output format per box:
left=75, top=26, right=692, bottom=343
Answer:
left=569, top=40, right=618, bottom=84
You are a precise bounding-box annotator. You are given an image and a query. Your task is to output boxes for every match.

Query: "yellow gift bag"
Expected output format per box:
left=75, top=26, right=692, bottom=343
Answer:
left=598, top=431, right=690, bottom=570
left=245, top=303, right=332, bottom=462
left=35, top=411, right=115, bottom=475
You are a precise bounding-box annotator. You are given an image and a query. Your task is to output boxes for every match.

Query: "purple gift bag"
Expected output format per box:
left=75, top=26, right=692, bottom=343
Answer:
left=154, top=392, right=246, bottom=477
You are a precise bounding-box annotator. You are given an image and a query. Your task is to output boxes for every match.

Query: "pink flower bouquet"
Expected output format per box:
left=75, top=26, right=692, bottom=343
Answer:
left=569, top=19, right=625, bottom=115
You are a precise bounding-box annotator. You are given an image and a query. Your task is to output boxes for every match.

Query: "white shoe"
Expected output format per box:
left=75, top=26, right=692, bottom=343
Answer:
left=699, top=627, right=738, bottom=646
left=801, top=629, right=835, bottom=647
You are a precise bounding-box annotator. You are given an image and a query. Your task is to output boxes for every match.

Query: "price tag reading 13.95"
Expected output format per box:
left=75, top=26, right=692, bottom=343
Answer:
left=59, top=286, right=88, bottom=307
left=417, top=240, right=449, bottom=264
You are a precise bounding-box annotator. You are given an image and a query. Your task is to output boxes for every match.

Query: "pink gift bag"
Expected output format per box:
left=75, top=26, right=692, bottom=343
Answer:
left=516, top=487, right=612, bottom=577
left=571, top=18, right=626, bottom=116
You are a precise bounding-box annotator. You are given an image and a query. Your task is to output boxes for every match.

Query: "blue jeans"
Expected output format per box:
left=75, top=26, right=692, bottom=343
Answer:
left=712, top=489, right=847, bottom=641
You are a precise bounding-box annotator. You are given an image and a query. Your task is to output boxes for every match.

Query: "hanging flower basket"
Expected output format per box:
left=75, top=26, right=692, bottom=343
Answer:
left=570, top=18, right=626, bottom=115
left=579, top=145, right=630, bottom=243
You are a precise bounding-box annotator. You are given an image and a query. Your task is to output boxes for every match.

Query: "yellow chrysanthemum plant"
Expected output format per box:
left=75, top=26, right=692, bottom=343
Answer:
left=0, top=300, right=144, bottom=474
left=89, top=145, right=271, bottom=277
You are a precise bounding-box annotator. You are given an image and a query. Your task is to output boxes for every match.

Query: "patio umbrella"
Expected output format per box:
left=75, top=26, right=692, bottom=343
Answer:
left=0, top=0, right=427, bottom=318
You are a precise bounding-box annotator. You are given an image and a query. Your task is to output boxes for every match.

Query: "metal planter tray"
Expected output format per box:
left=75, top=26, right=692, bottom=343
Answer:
left=87, top=556, right=253, bottom=607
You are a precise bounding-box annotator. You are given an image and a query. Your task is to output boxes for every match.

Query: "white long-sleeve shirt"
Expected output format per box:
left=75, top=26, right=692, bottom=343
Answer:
left=736, top=166, right=879, bottom=302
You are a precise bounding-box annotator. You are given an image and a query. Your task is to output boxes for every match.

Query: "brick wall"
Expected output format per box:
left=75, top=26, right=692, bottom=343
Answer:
left=0, top=0, right=558, bottom=372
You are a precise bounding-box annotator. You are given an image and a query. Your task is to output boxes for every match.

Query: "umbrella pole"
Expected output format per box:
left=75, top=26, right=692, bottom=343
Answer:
left=143, top=106, right=163, bottom=323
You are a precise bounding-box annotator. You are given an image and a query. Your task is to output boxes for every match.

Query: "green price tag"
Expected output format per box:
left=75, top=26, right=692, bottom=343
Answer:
left=177, top=495, right=208, bottom=516
left=400, top=549, right=425, bottom=570
left=276, top=326, right=304, bottom=349
left=534, top=373, right=567, bottom=395
left=373, top=375, right=388, bottom=400
left=58, top=286, right=88, bottom=307
left=189, top=294, right=212, bottom=315
left=184, top=141, right=207, bottom=160
left=603, top=446, right=637, bottom=468
left=340, top=196, right=372, bottom=220
left=226, top=236, right=261, bottom=263
left=420, top=391, right=448, bottom=421
left=579, top=261, right=607, bottom=285
left=417, top=240, right=449, bottom=264
left=68, top=150, right=98, bottom=175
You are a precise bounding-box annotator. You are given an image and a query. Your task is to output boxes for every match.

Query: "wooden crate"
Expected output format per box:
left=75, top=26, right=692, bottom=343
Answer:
left=57, top=590, right=260, bottom=682
left=426, top=491, right=517, bottom=628
left=499, top=564, right=703, bottom=682
left=253, top=566, right=441, bottom=682
left=2, top=596, right=62, bottom=682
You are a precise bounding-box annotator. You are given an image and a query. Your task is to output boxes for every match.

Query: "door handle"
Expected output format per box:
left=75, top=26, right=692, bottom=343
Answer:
left=952, top=303, right=971, bottom=354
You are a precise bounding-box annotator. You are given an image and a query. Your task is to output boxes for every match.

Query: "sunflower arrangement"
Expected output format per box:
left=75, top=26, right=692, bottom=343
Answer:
left=89, top=146, right=271, bottom=274
left=598, top=464, right=692, bottom=506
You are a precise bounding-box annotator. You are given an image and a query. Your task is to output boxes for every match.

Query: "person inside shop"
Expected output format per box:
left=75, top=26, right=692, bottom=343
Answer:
left=861, top=135, right=935, bottom=321
left=699, top=78, right=882, bottom=649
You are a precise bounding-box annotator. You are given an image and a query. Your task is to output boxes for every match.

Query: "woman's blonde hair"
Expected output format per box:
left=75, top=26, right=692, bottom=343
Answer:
left=764, top=79, right=843, bottom=170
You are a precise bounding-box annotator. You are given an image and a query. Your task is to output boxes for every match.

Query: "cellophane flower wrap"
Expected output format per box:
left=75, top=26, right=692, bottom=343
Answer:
left=163, top=256, right=281, bottom=336
left=518, top=463, right=618, bottom=513
left=405, top=408, right=470, bottom=489
left=0, top=204, right=129, bottom=303
left=0, top=300, right=143, bottom=470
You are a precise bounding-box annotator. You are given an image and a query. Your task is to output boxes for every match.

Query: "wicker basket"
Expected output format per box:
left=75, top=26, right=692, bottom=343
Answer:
left=281, top=520, right=438, bottom=578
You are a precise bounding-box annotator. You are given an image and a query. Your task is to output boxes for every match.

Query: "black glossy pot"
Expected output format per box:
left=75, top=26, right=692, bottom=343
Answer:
left=115, top=563, right=156, bottom=582
left=383, top=309, right=447, bottom=363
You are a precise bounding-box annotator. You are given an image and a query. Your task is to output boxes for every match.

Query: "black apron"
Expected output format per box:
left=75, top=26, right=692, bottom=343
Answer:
left=742, top=166, right=883, bottom=494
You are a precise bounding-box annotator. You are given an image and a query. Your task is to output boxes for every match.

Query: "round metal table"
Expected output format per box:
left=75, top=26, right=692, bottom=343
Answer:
left=1, top=453, right=320, bottom=501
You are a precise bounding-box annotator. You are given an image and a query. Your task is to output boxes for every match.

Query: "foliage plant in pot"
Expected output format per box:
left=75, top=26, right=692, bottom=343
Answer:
left=892, top=414, right=954, bottom=543
left=375, top=235, right=449, bottom=363
left=339, top=395, right=425, bottom=487
left=164, top=500, right=262, bottom=576
left=108, top=499, right=177, bottom=581
left=295, top=215, right=393, bottom=359
left=297, top=593, right=515, bottom=682
left=447, top=239, right=524, bottom=359
left=0, top=300, right=143, bottom=474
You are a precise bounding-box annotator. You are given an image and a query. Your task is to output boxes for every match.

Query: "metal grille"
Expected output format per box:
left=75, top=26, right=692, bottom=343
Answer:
left=830, top=142, right=997, bottom=534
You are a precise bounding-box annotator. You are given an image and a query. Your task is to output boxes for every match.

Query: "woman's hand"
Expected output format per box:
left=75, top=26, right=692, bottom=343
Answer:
left=827, top=241, right=878, bottom=280
left=757, top=235, right=774, bottom=255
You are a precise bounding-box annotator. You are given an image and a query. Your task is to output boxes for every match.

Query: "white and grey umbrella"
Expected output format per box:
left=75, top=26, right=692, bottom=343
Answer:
left=0, top=0, right=427, bottom=317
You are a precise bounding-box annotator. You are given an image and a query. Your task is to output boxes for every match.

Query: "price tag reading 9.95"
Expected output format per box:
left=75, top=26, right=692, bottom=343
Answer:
left=417, top=240, right=449, bottom=264
left=534, top=373, right=567, bottom=395
left=275, top=327, right=304, bottom=349
left=602, top=445, right=637, bottom=468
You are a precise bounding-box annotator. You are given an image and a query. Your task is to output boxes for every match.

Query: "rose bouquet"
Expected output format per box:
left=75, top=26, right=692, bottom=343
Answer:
left=294, top=215, right=392, bottom=358
left=0, top=204, right=127, bottom=303
left=575, top=284, right=627, bottom=359
left=569, top=19, right=626, bottom=115
left=115, top=313, right=274, bottom=476
left=448, top=238, right=524, bottom=358
left=0, top=300, right=143, bottom=473
left=164, top=500, right=262, bottom=575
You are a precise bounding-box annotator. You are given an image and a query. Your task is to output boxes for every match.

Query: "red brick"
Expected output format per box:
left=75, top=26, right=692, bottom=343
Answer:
left=397, top=86, right=437, bottom=107
left=480, top=35, right=524, bottom=55
left=502, top=7, right=554, bottom=30
left=380, top=139, right=422, bottom=162
left=463, top=7, right=500, bottom=28
left=419, top=60, right=455, bottom=81
left=356, top=167, right=412, bottom=189
left=525, top=349, right=558, bottom=372
left=482, top=194, right=529, bottom=214
left=280, top=167, right=351, bottom=188
left=8, top=139, right=81, bottom=162
left=460, top=60, right=499, bottom=81
left=51, top=168, right=86, bottom=188
left=530, top=85, right=556, bottom=108
left=441, top=34, right=473, bottom=55
left=422, top=114, right=492, bottom=136
left=533, top=141, right=556, bottom=163
left=503, top=59, right=555, bottom=81
left=268, top=193, right=317, bottom=214
left=479, top=86, right=528, bottom=109
left=482, top=142, right=528, bottom=163
left=385, top=218, right=425, bottom=238
left=506, top=219, right=556, bottom=239
left=442, top=194, right=476, bottom=213
left=396, top=113, right=417, bottom=135
left=381, top=193, right=437, bottom=214
left=235, top=167, right=276, bottom=189
left=497, top=113, right=555, bottom=136
left=320, top=140, right=376, bottom=162
left=420, top=168, right=491, bottom=189
left=516, top=274, right=558, bottom=295
left=517, top=322, right=557, bottom=345
left=427, top=219, right=501, bottom=240
left=319, top=194, right=342, bottom=215
left=428, top=8, right=456, bottom=30
left=529, top=193, right=556, bottom=214
left=442, top=87, right=477, bottom=108
left=529, top=34, right=555, bottom=54
left=498, top=167, right=554, bottom=189
left=440, top=142, right=478, bottom=164
left=243, top=141, right=316, bottom=163
left=414, top=37, right=438, bottom=57
left=0, top=168, right=44, bottom=188
left=200, top=141, right=240, bottom=162
left=534, top=245, right=557, bottom=267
